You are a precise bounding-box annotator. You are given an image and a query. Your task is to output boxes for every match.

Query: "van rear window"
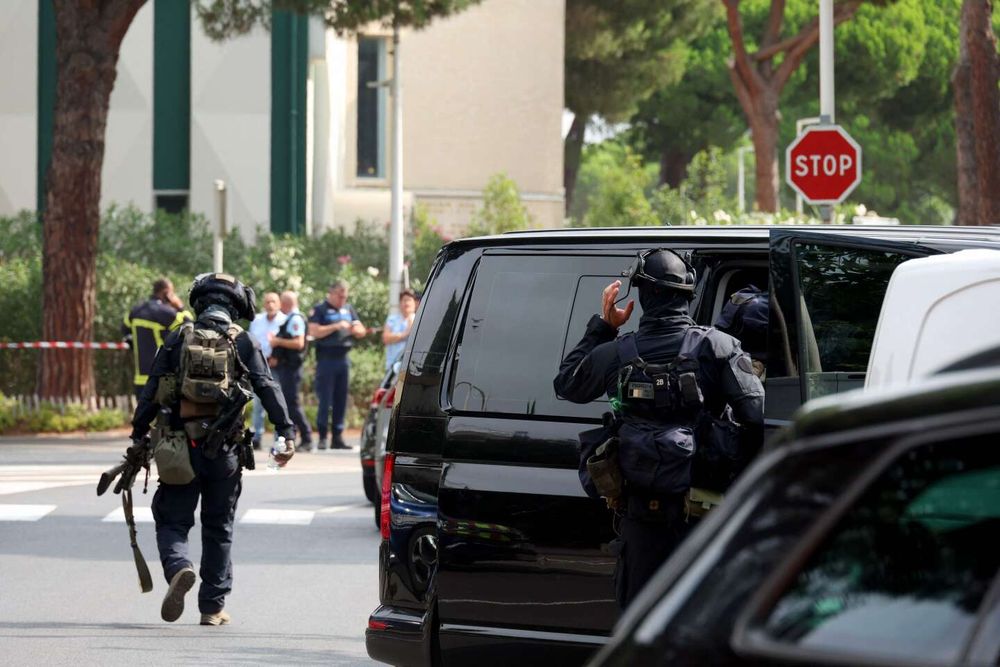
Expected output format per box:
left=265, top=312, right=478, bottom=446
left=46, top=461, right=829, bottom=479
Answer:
left=450, top=254, right=643, bottom=418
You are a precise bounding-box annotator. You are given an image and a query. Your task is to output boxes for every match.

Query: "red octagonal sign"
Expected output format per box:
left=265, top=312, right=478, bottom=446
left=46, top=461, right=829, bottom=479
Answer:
left=785, top=125, right=862, bottom=205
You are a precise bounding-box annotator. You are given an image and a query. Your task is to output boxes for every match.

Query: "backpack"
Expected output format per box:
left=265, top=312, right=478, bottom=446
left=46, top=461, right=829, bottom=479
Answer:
left=714, top=285, right=768, bottom=359
left=178, top=322, right=243, bottom=415
left=614, top=327, right=744, bottom=496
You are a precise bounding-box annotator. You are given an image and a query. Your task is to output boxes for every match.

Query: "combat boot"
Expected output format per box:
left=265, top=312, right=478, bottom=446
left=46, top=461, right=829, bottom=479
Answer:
left=200, top=610, right=231, bottom=626
left=161, top=566, right=196, bottom=622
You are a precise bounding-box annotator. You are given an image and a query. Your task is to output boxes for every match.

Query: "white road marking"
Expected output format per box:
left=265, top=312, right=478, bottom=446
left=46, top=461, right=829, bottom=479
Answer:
left=0, top=504, right=57, bottom=521
left=102, top=506, right=154, bottom=523
left=316, top=503, right=369, bottom=514
left=0, top=465, right=105, bottom=495
left=239, top=509, right=315, bottom=526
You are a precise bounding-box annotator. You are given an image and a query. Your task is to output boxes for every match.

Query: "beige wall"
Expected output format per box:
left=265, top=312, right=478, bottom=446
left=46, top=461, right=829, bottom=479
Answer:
left=325, top=0, right=565, bottom=233
left=0, top=0, right=38, bottom=214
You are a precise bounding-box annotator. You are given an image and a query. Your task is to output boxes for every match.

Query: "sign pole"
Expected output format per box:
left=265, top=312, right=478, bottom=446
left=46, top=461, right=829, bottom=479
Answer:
left=819, top=0, right=835, bottom=222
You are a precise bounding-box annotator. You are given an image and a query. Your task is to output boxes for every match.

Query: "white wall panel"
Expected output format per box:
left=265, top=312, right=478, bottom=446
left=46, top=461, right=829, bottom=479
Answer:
left=101, top=2, right=153, bottom=211
left=0, top=0, right=38, bottom=213
left=190, top=21, right=270, bottom=239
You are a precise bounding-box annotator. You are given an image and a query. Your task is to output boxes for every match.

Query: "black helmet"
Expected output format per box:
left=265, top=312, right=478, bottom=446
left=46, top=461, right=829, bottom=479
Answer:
left=627, top=248, right=696, bottom=297
left=189, top=273, right=256, bottom=321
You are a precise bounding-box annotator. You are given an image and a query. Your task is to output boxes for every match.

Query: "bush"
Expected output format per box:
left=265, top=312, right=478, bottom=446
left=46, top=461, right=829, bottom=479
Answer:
left=0, top=206, right=420, bottom=409
left=573, top=144, right=660, bottom=227
left=467, top=173, right=534, bottom=236
left=409, top=205, right=447, bottom=289
left=0, top=395, right=128, bottom=435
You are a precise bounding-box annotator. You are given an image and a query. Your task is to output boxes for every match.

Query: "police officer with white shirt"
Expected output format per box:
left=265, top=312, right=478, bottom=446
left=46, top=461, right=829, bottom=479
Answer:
left=247, top=292, right=286, bottom=449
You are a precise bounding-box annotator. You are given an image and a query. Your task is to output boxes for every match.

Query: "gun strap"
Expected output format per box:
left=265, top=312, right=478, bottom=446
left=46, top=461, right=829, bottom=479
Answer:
left=122, top=489, right=153, bottom=593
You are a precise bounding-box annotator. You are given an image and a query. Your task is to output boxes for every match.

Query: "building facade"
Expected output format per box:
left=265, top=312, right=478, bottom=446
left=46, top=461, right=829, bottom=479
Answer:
left=0, top=0, right=565, bottom=238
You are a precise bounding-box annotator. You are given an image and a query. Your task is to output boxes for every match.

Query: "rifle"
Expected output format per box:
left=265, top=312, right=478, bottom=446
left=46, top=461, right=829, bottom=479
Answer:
left=199, top=381, right=253, bottom=460
left=96, top=437, right=154, bottom=593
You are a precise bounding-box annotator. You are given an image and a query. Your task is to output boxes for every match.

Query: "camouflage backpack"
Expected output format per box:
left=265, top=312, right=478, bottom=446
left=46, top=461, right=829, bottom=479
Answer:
left=177, top=322, right=244, bottom=416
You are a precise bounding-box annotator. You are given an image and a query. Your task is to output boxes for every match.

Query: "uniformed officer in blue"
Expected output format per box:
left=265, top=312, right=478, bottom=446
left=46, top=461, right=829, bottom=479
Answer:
left=122, top=278, right=192, bottom=397
left=130, top=273, right=296, bottom=625
left=308, top=279, right=366, bottom=450
left=553, top=249, right=764, bottom=609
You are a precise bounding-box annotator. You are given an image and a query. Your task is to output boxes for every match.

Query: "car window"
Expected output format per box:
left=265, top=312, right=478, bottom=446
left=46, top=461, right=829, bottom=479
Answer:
left=756, top=433, right=1000, bottom=664
left=793, top=243, right=910, bottom=401
left=450, top=254, right=643, bottom=418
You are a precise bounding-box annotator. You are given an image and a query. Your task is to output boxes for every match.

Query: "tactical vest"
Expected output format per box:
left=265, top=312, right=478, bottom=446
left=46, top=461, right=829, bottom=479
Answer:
left=615, top=327, right=748, bottom=499
left=272, top=313, right=307, bottom=370
left=177, top=321, right=243, bottom=423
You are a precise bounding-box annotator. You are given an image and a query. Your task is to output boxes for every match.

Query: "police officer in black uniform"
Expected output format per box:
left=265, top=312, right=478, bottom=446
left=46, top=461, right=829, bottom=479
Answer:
left=553, top=249, right=764, bottom=609
left=129, top=274, right=296, bottom=625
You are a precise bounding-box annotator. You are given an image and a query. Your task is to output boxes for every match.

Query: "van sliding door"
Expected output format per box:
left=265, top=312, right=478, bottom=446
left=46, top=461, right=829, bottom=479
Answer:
left=766, top=230, right=923, bottom=425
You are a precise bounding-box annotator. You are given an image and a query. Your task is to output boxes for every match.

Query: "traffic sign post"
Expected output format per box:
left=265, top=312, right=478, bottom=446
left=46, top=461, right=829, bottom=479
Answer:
left=785, top=124, right=862, bottom=206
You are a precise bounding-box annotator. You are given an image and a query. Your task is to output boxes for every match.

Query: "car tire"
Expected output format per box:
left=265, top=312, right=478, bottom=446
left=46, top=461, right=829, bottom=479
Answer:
left=362, top=470, right=379, bottom=505
left=374, top=501, right=381, bottom=529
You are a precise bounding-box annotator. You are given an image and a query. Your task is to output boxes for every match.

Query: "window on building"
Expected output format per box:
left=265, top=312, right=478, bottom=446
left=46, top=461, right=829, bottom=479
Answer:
left=357, top=36, right=387, bottom=179
left=154, top=192, right=188, bottom=215
left=757, top=433, right=1000, bottom=664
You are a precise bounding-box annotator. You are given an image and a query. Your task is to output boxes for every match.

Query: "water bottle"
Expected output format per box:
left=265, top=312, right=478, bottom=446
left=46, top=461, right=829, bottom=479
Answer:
left=267, top=437, right=288, bottom=472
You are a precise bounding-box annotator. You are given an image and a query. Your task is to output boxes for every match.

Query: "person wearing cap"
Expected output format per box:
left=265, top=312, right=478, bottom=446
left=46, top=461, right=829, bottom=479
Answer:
left=308, top=279, right=366, bottom=450
left=553, top=249, right=763, bottom=609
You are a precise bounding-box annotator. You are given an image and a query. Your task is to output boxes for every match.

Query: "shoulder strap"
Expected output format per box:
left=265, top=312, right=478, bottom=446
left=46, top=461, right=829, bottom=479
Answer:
left=678, top=326, right=713, bottom=360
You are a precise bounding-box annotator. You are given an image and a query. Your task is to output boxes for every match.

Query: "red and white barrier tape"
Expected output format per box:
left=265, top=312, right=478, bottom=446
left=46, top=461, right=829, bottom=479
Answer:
left=0, top=341, right=129, bottom=350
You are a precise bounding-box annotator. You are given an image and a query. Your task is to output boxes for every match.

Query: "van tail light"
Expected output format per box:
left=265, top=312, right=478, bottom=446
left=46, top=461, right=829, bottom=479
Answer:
left=371, top=388, right=387, bottom=408
left=384, top=386, right=396, bottom=409
left=380, top=453, right=396, bottom=540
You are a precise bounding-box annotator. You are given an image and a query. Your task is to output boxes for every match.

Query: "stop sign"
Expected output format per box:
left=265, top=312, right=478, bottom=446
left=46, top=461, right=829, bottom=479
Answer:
left=785, top=125, right=862, bottom=205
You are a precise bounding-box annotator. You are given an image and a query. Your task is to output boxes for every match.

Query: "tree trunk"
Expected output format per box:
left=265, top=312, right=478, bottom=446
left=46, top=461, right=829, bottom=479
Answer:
left=659, top=147, right=691, bottom=188
left=965, top=0, right=1000, bottom=225
left=954, top=15, right=979, bottom=226
left=563, top=114, right=586, bottom=215
left=748, top=94, right=780, bottom=213
left=39, top=0, right=146, bottom=399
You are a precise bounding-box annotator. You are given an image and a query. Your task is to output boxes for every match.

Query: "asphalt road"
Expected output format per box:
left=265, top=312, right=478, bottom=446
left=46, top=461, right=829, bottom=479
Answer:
left=0, top=432, right=382, bottom=666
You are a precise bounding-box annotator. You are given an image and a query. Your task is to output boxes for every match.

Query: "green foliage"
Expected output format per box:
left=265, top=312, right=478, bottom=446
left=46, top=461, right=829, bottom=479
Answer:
left=572, top=143, right=659, bottom=227
left=652, top=147, right=737, bottom=224
left=626, top=0, right=961, bottom=223
left=565, top=0, right=720, bottom=120
left=0, top=211, right=41, bottom=261
left=347, top=346, right=387, bottom=424
left=409, top=205, right=447, bottom=287
left=466, top=173, right=534, bottom=236
left=195, top=0, right=482, bottom=40
left=0, top=395, right=128, bottom=435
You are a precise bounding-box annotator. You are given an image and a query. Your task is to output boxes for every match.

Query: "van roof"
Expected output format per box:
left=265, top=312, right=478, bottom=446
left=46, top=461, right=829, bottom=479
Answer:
left=448, top=224, right=1000, bottom=249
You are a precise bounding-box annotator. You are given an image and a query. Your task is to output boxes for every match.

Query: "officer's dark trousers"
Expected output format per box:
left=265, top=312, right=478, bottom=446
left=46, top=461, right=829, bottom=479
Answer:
left=614, top=494, right=690, bottom=609
left=152, top=445, right=241, bottom=614
left=273, top=364, right=312, bottom=445
left=315, top=355, right=350, bottom=441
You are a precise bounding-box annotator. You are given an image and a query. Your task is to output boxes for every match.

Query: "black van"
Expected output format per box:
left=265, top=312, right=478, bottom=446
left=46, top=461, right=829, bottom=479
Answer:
left=366, top=225, right=1000, bottom=667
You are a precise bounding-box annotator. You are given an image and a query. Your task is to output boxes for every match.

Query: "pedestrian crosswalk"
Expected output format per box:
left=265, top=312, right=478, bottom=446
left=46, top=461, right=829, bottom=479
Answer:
left=0, top=501, right=368, bottom=525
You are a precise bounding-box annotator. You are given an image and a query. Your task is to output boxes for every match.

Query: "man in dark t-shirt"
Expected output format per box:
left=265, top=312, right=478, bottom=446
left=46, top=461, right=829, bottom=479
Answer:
left=308, top=279, right=366, bottom=450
